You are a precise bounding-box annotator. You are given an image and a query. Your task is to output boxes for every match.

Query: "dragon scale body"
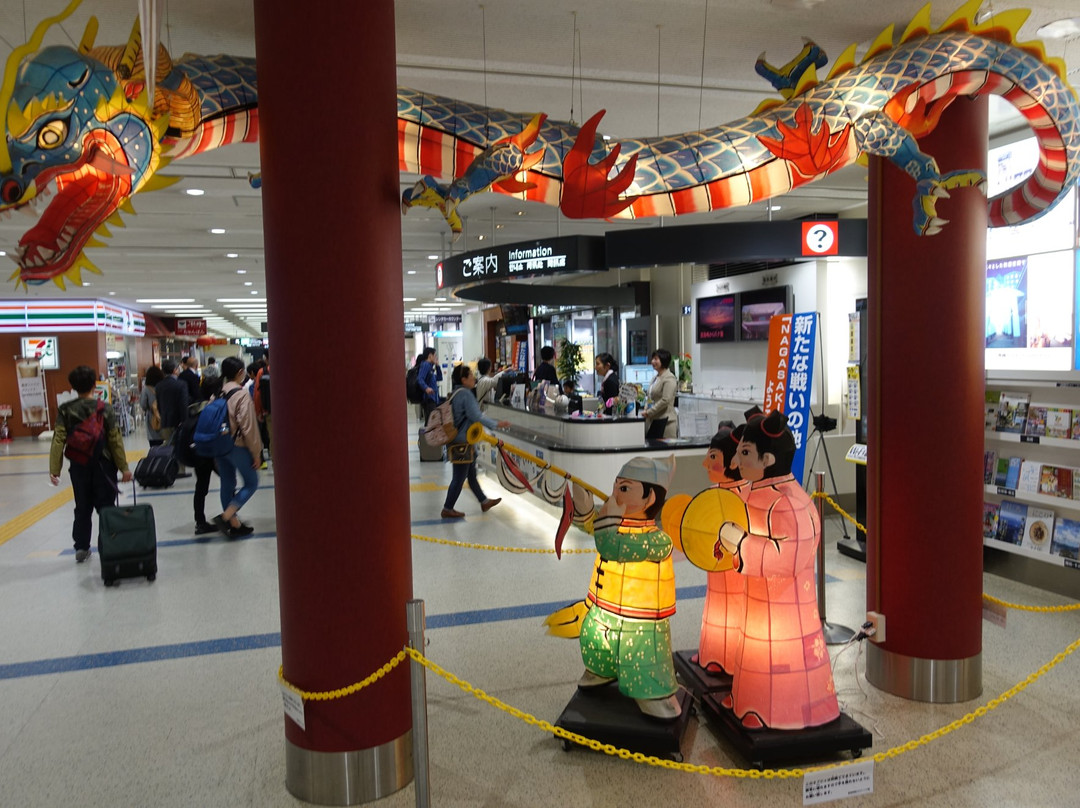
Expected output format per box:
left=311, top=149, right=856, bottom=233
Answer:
left=1, top=2, right=1078, bottom=286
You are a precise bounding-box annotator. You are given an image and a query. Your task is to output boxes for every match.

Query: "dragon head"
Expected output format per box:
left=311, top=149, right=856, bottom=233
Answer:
left=1, top=4, right=170, bottom=289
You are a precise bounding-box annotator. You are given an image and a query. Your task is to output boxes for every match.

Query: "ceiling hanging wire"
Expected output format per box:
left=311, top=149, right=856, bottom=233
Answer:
left=165, top=0, right=173, bottom=55
left=698, top=0, right=710, bottom=131
left=656, top=25, right=663, bottom=137
left=481, top=4, right=490, bottom=141
left=568, top=10, right=578, bottom=127
left=576, top=19, right=584, bottom=123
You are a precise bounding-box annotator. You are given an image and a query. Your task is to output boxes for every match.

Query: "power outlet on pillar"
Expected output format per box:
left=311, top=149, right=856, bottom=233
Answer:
left=865, top=611, right=886, bottom=643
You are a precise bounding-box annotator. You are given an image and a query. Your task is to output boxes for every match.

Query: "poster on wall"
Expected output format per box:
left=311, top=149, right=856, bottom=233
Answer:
left=986, top=250, right=1074, bottom=372
left=16, top=358, right=48, bottom=425
left=696, top=294, right=737, bottom=342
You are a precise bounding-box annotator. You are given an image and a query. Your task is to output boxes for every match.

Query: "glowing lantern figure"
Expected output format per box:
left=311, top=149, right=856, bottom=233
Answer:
left=577, top=456, right=681, bottom=719
left=715, top=410, right=839, bottom=729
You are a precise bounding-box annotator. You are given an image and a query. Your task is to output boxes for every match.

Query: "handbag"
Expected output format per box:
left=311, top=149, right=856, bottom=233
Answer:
left=448, top=444, right=475, bottom=464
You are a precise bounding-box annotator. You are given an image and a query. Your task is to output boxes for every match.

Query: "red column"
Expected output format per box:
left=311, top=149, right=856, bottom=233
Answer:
left=865, top=97, right=987, bottom=701
left=253, top=0, right=413, bottom=801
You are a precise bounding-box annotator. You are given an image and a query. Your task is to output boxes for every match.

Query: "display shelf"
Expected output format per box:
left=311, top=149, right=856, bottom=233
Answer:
left=985, top=430, right=1079, bottom=450
left=983, top=484, right=1080, bottom=513
left=983, top=535, right=1080, bottom=570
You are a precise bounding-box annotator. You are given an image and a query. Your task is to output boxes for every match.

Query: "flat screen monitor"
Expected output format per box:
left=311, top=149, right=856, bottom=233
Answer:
left=696, top=294, right=737, bottom=343
left=740, top=286, right=792, bottom=341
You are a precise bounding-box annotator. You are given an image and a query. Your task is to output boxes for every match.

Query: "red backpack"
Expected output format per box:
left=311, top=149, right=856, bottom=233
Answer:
left=64, top=400, right=107, bottom=465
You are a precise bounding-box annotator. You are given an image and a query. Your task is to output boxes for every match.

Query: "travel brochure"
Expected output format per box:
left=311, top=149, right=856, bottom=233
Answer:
left=987, top=391, right=1080, bottom=440
left=984, top=451, right=1079, bottom=499
left=986, top=499, right=1073, bottom=558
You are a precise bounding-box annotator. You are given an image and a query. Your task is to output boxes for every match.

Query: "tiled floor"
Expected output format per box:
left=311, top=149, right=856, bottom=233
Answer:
left=1, top=416, right=1078, bottom=807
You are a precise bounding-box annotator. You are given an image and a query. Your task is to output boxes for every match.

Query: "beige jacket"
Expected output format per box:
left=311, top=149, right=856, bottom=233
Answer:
left=645, top=369, right=678, bottom=439
left=222, top=381, right=264, bottom=460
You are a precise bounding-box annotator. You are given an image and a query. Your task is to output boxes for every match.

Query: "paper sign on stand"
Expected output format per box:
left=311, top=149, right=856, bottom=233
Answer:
left=803, top=759, right=874, bottom=804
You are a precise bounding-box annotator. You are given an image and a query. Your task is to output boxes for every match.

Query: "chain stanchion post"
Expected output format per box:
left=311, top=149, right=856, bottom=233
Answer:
left=816, top=472, right=857, bottom=645
left=406, top=599, right=431, bottom=808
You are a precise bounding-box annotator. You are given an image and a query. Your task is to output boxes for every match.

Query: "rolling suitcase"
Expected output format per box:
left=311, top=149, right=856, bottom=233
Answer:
left=98, top=483, right=158, bottom=586
left=418, top=427, right=444, bottom=461
left=134, top=442, right=179, bottom=488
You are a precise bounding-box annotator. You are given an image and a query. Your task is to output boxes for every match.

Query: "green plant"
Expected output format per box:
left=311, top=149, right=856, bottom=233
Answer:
left=556, top=338, right=584, bottom=386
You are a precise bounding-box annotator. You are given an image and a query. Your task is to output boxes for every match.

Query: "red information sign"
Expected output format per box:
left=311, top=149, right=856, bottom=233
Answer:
left=762, top=314, right=793, bottom=413
left=175, top=319, right=207, bottom=336
left=801, top=221, right=838, bottom=256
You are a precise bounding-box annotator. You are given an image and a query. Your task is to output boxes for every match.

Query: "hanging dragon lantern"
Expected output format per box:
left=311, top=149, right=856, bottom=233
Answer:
left=0, top=0, right=1078, bottom=288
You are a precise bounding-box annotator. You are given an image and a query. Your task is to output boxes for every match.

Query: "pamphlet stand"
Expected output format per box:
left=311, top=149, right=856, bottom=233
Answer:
left=553, top=681, right=693, bottom=762
left=698, top=694, right=872, bottom=769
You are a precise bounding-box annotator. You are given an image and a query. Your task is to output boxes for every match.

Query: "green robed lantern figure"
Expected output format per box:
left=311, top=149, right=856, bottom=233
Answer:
left=577, top=455, right=681, bottom=719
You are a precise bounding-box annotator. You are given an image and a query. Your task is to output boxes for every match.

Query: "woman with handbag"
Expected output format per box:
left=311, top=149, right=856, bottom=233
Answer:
left=140, top=365, right=165, bottom=446
left=442, top=364, right=511, bottom=519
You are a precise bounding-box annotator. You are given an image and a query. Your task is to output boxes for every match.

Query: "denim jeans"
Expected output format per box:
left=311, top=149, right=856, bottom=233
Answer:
left=443, top=458, right=486, bottom=509
left=216, top=444, right=259, bottom=513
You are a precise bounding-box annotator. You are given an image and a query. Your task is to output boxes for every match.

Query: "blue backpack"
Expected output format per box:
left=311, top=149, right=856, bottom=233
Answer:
left=192, top=388, right=242, bottom=457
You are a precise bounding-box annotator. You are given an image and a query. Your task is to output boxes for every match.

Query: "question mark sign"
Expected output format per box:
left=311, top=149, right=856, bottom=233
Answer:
left=805, top=223, right=836, bottom=254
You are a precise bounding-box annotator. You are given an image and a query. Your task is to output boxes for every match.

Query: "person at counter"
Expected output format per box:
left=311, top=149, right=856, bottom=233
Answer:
left=644, top=348, right=678, bottom=439
left=441, top=364, right=512, bottom=519
left=595, top=352, right=620, bottom=414
left=562, top=379, right=583, bottom=415
left=475, top=357, right=508, bottom=410
left=534, top=345, right=559, bottom=384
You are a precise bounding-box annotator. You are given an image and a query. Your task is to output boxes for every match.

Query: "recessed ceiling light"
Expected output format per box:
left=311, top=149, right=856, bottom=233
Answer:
left=427, top=254, right=439, bottom=260
left=237, top=269, right=247, bottom=274
left=244, top=282, right=253, bottom=286
left=226, top=253, right=239, bottom=258
left=768, top=204, right=782, bottom=211
left=516, top=210, right=524, bottom=216
left=217, top=298, right=262, bottom=302
left=407, top=270, right=417, bottom=275
left=434, top=298, right=446, bottom=302
left=0, top=250, right=6, bottom=256
left=138, top=298, right=195, bottom=303
left=251, top=290, right=259, bottom=294
left=209, top=228, right=226, bottom=235
left=477, top=234, right=485, bottom=241
left=108, top=291, right=115, bottom=296
left=403, top=297, right=417, bottom=302
left=82, top=282, right=91, bottom=287
left=185, top=188, right=205, bottom=196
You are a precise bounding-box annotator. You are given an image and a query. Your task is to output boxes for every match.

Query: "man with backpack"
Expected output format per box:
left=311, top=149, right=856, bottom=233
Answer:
left=49, top=365, right=133, bottom=563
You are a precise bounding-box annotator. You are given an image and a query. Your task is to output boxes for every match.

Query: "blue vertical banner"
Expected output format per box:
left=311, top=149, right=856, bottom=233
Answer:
left=786, top=312, right=817, bottom=482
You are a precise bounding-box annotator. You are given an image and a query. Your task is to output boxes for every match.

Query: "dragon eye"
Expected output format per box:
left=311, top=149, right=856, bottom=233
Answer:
left=37, top=120, right=67, bottom=149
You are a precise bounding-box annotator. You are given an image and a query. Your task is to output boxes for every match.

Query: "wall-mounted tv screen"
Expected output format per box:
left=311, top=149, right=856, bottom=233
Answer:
left=697, top=294, right=736, bottom=342
left=740, top=286, right=792, bottom=341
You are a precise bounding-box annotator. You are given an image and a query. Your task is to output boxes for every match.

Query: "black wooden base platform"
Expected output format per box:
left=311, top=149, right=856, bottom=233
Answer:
left=554, top=683, right=694, bottom=762
left=836, top=536, right=866, bottom=562
left=673, top=649, right=732, bottom=699
left=699, top=692, right=872, bottom=769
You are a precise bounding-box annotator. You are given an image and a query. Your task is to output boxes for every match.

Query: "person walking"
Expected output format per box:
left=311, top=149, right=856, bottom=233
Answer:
left=418, top=347, right=440, bottom=422
left=49, top=365, right=133, bottom=563
left=191, top=363, right=223, bottom=535
left=212, top=357, right=263, bottom=539
left=441, top=364, right=510, bottom=519
left=155, top=358, right=190, bottom=477
left=140, top=365, right=165, bottom=447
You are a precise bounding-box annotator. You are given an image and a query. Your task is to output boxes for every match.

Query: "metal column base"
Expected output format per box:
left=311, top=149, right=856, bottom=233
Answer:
left=285, top=732, right=412, bottom=805
left=866, top=645, right=982, bottom=703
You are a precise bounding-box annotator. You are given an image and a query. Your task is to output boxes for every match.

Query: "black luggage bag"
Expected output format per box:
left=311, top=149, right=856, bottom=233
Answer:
left=98, top=484, right=157, bottom=586
left=418, top=427, right=444, bottom=461
left=134, top=442, right=179, bottom=488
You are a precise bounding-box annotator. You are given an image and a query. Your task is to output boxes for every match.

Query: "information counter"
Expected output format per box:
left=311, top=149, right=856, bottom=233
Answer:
left=476, top=402, right=712, bottom=497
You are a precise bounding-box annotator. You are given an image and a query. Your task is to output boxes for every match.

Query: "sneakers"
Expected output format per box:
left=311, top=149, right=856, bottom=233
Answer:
left=194, top=522, right=217, bottom=535
left=226, top=524, right=254, bottom=539
left=74, top=548, right=90, bottom=563
left=212, top=514, right=230, bottom=533
left=481, top=498, right=502, bottom=512
left=441, top=508, right=465, bottom=519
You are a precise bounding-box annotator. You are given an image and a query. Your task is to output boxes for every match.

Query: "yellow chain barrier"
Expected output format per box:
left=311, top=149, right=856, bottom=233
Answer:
left=412, top=533, right=593, bottom=555
left=811, top=492, right=1080, bottom=613
left=276, top=630, right=1080, bottom=779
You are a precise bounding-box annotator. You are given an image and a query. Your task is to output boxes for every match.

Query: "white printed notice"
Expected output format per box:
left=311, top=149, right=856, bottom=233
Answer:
left=280, top=682, right=306, bottom=730
left=803, top=760, right=873, bottom=804
left=16, top=358, right=47, bottom=425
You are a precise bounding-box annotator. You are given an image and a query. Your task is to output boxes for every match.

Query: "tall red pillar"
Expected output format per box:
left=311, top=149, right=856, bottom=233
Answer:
left=253, top=1, right=413, bottom=802
left=865, top=97, right=987, bottom=702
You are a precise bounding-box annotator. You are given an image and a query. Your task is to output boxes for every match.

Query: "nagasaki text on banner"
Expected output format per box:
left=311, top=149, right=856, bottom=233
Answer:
left=764, top=313, right=817, bottom=481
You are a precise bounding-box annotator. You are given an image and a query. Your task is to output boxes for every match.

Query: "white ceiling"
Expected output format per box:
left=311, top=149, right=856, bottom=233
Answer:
left=0, top=0, right=1077, bottom=336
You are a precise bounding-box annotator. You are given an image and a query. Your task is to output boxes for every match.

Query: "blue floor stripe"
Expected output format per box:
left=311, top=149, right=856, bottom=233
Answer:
left=0, top=588, right=711, bottom=680
left=134, top=484, right=276, bottom=498
left=57, top=531, right=279, bottom=555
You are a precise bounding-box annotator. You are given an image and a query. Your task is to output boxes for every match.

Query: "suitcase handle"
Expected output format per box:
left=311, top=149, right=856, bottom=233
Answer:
left=109, top=472, right=137, bottom=507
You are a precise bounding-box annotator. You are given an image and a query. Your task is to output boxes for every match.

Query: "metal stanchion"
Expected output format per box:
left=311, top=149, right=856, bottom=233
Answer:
left=816, top=472, right=856, bottom=645
left=406, top=599, right=431, bottom=808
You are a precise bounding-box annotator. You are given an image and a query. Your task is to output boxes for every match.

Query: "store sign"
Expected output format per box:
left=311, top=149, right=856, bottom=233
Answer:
left=20, top=336, right=59, bottom=370
left=404, top=321, right=424, bottom=333
left=430, top=315, right=462, bottom=330
left=175, top=319, right=207, bottom=336
left=802, top=221, right=838, bottom=255
left=436, top=235, right=605, bottom=289
left=0, top=300, right=145, bottom=335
